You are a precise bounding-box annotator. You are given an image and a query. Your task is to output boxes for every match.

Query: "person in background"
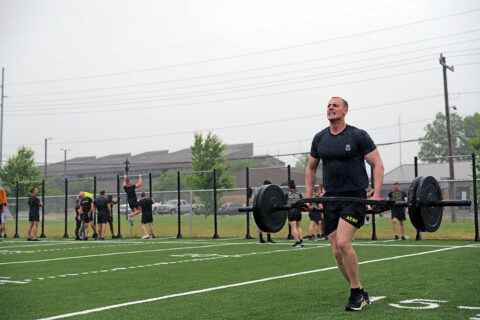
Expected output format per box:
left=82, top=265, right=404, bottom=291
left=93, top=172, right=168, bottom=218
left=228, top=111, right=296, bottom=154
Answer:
left=107, top=194, right=121, bottom=239
left=308, top=185, right=326, bottom=240
left=387, top=183, right=408, bottom=240
left=131, top=192, right=155, bottom=239
left=258, top=180, right=276, bottom=244
left=27, top=187, right=43, bottom=241
left=287, top=180, right=303, bottom=248
left=0, top=186, right=8, bottom=238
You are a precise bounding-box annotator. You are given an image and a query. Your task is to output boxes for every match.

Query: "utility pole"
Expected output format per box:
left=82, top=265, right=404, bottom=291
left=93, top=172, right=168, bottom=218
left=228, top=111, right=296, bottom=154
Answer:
left=398, top=116, right=402, bottom=166
left=60, top=148, right=70, bottom=178
left=439, top=53, right=456, bottom=222
left=0, top=68, right=4, bottom=168
left=44, top=138, right=53, bottom=180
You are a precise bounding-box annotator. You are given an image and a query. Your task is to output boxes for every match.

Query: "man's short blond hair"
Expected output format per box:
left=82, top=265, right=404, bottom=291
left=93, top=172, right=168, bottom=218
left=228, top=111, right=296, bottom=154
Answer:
left=331, top=96, right=348, bottom=108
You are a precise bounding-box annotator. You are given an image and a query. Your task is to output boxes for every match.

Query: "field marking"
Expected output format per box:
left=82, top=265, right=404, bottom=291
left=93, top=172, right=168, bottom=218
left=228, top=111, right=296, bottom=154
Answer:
left=36, top=245, right=465, bottom=320
left=459, top=306, right=480, bottom=310
left=11, top=246, right=327, bottom=284
left=0, top=242, right=254, bottom=265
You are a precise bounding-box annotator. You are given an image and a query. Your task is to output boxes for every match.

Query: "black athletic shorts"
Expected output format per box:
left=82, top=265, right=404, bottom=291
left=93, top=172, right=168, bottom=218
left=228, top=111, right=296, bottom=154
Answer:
left=391, top=208, right=406, bottom=221
left=323, top=190, right=366, bottom=236
left=288, top=209, right=302, bottom=222
left=97, top=212, right=108, bottom=224
left=128, top=201, right=140, bottom=210
left=141, top=213, right=153, bottom=224
left=29, top=213, right=40, bottom=222
left=82, top=213, right=90, bottom=223
left=309, top=209, right=322, bottom=222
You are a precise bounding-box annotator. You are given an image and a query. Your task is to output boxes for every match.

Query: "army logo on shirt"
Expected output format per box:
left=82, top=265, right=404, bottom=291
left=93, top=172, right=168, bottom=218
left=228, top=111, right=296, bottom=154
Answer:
left=345, top=144, right=351, bottom=151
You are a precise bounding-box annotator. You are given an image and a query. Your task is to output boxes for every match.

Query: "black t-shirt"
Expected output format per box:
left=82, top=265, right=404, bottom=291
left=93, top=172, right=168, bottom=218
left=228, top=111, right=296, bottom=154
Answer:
left=94, top=196, right=110, bottom=215
left=310, top=125, right=376, bottom=193
left=80, top=197, right=93, bottom=214
left=139, top=198, right=153, bottom=215
left=28, top=195, right=40, bottom=215
left=124, top=185, right=137, bottom=203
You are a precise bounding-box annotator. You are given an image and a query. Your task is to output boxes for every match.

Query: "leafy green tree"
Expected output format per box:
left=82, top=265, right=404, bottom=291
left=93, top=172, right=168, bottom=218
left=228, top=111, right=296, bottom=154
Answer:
left=294, top=153, right=310, bottom=169
left=153, top=170, right=185, bottom=191
left=0, top=146, right=41, bottom=196
left=186, top=133, right=235, bottom=217
left=418, top=112, right=479, bottom=162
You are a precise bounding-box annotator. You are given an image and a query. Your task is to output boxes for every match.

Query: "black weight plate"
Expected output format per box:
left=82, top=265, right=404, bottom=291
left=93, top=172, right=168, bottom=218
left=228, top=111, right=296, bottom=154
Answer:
left=407, top=176, right=425, bottom=231
left=253, top=184, right=288, bottom=233
left=416, top=176, right=443, bottom=232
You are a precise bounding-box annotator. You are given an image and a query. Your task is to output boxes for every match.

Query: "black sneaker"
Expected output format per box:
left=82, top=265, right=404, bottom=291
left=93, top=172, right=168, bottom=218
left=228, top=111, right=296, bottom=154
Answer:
left=93, top=233, right=98, bottom=239
left=267, top=239, right=276, bottom=244
left=361, top=288, right=371, bottom=304
left=33, top=239, right=40, bottom=241
left=260, top=238, right=267, bottom=244
left=292, top=242, right=301, bottom=248
left=395, top=235, right=399, bottom=240
left=299, top=240, right=304, bottom=247
left=75, top=237, right=81, bottom=240
left=83, top=237, right=88, bottom=241
left=3, top=234, right=6, bottom=238
left=27, top=238, right=32, bottom=241
left=401, top=236, right=406, bottom=240
left=345, top=290, right=366, bottom=311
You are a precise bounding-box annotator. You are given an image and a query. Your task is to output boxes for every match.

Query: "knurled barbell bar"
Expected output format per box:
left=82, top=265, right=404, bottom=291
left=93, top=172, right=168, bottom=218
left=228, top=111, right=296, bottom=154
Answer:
left=239, top=176, right=471, bottom=233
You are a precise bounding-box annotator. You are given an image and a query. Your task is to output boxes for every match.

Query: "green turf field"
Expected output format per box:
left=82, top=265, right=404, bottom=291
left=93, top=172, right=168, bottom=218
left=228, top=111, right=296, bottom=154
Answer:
left=1, top=237, right=479, bottom=319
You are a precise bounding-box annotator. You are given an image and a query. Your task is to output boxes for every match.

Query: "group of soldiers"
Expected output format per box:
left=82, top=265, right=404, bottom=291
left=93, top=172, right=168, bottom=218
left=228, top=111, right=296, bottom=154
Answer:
left=74, top=174, right=155, bottom=240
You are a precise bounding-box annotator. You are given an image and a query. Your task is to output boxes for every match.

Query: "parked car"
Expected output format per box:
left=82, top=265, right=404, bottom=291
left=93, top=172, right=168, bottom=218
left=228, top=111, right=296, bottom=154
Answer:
left=119, top=202, right=162, bottom=214
left=218, top=202, right=243, bottom=215
left=157, top=199, right=195, bottom=215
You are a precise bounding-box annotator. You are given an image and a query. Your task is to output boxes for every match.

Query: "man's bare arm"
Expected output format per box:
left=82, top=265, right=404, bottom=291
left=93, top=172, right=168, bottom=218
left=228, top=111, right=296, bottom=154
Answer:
left=305, top=156, right=320, bottom=198
left=136, top=174, right=142, bottom=188
left=364, top=149, right=384, bottom=200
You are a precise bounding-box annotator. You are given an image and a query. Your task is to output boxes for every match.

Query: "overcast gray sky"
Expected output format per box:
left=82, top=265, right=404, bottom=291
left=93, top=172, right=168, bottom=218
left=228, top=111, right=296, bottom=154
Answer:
left=1, top=0, right=479, bottom=173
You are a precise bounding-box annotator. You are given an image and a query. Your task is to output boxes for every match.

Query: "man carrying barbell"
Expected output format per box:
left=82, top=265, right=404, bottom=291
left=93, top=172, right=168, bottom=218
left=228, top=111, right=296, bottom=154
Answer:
left=305, top=96, right=384, bottom=311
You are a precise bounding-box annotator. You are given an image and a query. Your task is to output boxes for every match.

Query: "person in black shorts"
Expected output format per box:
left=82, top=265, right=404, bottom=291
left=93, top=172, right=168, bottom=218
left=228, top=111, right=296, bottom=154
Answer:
left=123, top=175, right=142, bottom=216
left=79, top=191, right=95, bottom=240
left=74, top=198, right=83, bottom=240
left=387, top=183, right=408, bottom=240
left=307, top=185, right=326, bottom=241
left=287, top=180, right=303, bottom=248
left=107, top=194, right=120, bottom=238
left=305, top=96, right=384, bottom=311
left=27, top=187, right=43, bottom=241
left=130, top=192, right=154, bottom=239
left=94, top=190, right=111, bottom=240
left=258, top=180, right=275, bottom=244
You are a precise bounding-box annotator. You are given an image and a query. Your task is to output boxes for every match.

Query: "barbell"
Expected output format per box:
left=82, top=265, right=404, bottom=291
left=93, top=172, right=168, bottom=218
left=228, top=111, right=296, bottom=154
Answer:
left=239, top=176, right=471, bottom=233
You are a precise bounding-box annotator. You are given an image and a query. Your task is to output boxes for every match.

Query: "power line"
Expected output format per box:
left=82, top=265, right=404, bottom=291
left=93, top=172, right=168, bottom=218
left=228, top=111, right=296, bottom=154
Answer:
left=5, top=94, right=445, bottom=148
left=10, top=44, right=480, bottom=107
left=9, top=29, right=480, bottom=99
left=7, top=0, right=417, bottom=71
left=7, top=8, right=480, bottom=86
left=8, top=56, right=439, bottom=109
left=2, top=67, right=451, bottom=116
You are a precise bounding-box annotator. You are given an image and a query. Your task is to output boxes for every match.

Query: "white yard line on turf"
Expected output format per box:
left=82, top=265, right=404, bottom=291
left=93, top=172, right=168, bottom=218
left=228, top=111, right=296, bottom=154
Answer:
left=0, top=243, right=252, bottom=265
left=36, top=245, right=466, bottom=320
left=17, top=246, right=326, bottom=283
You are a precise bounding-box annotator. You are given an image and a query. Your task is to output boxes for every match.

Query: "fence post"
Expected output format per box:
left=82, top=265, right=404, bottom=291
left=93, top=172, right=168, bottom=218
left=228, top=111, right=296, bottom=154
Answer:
left=176, top=171, right=182, bottom=239
left=414, top=156, right=422, bottom=241
left=14, top=181, right=19, bottom=238
left=40, top=179, right=46, bottom=238
left=149, top=173, right=152, bottom=198
left=472, top=153, right=479, bottom=242
left=370, top=166, right=377, bottom=240
left=116, top=174, right=122, bottom=239
left=287, top=164, right=294, bottom=240
left=213, top=169, right=219, bottom=239
left=245, top=167, right=253, bottom=239
left=63, top=178, right=68, bottom=238
left=93, top=176, right=97, bottom=227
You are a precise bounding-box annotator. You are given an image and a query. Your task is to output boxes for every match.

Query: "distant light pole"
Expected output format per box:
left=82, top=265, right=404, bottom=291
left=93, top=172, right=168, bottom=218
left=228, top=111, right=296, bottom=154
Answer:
left=60, top=148, right=70, bottom=178
left=124, top=158, right=130, bottom=175
left=44, top=138, right=53, bottom=180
